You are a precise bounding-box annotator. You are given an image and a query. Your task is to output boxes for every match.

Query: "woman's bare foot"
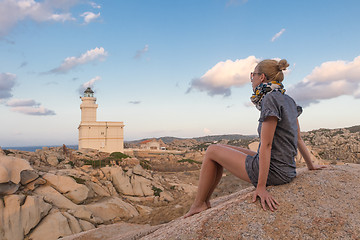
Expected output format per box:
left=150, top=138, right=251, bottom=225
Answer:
left=184, top=202, right=209, bottom=218
left=206, top=200, right=211, bottom=209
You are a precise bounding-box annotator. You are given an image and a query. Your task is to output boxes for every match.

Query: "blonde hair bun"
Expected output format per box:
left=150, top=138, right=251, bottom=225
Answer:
left=278, top=59, right=289, bottom=71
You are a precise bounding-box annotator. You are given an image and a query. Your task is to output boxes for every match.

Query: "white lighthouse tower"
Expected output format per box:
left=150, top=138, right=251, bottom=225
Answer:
left=78, top=87, right=124, bottom=153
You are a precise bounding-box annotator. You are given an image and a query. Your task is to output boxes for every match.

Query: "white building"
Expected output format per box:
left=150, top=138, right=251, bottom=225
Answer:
left=140, top=139, right=161, bottom=150
left=78, top=87, right=124, bottom=153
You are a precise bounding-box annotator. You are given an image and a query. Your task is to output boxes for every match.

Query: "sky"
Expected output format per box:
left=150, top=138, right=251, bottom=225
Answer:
left=1, top=0, right=360, bottom=147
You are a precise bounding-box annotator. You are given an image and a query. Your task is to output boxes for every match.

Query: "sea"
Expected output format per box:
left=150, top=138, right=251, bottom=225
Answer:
left=2, top=145, right=78, bottom=152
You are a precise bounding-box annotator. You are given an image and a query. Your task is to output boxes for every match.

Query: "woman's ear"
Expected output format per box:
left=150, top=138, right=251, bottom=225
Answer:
left=260, top=73, right=266, bottom=82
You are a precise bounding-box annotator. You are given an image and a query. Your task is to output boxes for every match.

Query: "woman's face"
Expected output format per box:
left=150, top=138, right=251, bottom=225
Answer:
left=250, top=67, right=264, bottom=90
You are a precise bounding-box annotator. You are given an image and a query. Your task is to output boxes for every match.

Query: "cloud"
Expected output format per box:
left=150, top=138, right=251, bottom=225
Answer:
left=5, top=98, right=55, bottom=116
left=0, top=0, right=79, bottom=37
left=78, top=76, right=101, bottom=95
left=271, top=28, right=286, bottom=42
left=187, top=56, right=259, bottom=97
left=10, top=106, right=55, bottom=116
left=134, top=44, right=149, bottom=59
left=129, top=101, right=141, bottom=104
left=288, top=56, right=360, bottom=106
left=6, top=98, right=40, bottom=107
left=203, top=128, right=212, bottom=135
left=90, top=2, right=101, bottom=9
left=0, top=73, right=16, bottom=99
left=81, top=11, right=100, bottom=24
left=50, top=47, right=108, bottom=74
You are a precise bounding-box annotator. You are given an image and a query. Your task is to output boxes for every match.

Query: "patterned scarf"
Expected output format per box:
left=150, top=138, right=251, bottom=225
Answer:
left=250, top=81, right=286, bottom=110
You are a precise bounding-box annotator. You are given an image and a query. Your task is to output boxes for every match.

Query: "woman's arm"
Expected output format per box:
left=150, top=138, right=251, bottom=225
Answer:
left=252, top=116, right=279, bottom=211
left=297, top=119, right=327, bottom=170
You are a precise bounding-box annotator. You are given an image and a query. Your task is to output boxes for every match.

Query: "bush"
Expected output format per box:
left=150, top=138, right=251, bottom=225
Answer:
left=3, top=149, right=14, bottom=155
left=83, top=158, right=112, bottom=168
left=70, top=176, right=86, bottom=185
left=110, top=152, right=130, bottom=159
left=178, top=159, right=201, bottom=165
left=140, top=160, right=151, bottom=170
left=152, top=186, right=163, bottom=197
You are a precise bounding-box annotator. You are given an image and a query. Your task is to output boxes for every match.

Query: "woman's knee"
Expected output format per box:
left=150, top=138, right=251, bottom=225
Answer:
left=205, top=144, right=221, bottom=156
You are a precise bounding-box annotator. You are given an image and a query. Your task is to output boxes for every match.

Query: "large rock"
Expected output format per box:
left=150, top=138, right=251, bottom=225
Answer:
left=132, top=164, right=152, bottom=179
left=0, top=195, right=51, bottom=240
left=1, top=195, right=23, bottom=240
left=64, top=164, right=360, bottom=240
left=78, top=219, right=95, bottom=231
left=0, top=156, right=33, bottom=184
left=29, top=211, right=73, bottom=240
left=20, top=169, right=39, bottom=185
left=21, top=195, right=52, bottom=235
left=0, top=181, right=19, bottom=195
left=62, top=212, right=82, bottom=234
left=110, top=167, right=134, bottom=195
left=42, top=173, right=89, bottom=204
left=85, top=197, right=139, bottom=222
left=60, top=222, right=156, bottom=240
left=34, top=185, right=78, bottom=210
left=86, top=181, right=111, bottom=197
left=46, top=154, right=59, bottom=166
left=130, top=174, right=153, bottom=196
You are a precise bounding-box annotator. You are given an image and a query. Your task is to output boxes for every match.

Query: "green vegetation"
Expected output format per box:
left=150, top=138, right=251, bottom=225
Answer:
left=331, top=130, right=344, bottom=137
left=82, top=152, right=130, bottom=168
left=178, top=159, right=201, bottom=164
left=191, top=143, right=211, bottom=151
left=152, top=186, right=163, bottom=197
left=140, top=160, right=151, bottom=170
left=346, top=125, right=360, bottom=133
left=70, top=175, right=86, bottom=185
left=3, top=149, right=14, bottom=155
left=170, top=185, right=176, bottom=190
left=110, top=152, right=130, bottom=159
left=83, top=158, right=112, bottom=168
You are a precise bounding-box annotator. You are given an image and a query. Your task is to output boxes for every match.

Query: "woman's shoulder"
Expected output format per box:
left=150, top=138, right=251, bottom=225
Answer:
left=262, top=90, right=283, bottom=103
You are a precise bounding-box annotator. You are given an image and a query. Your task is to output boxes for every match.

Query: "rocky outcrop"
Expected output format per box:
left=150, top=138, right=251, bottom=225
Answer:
left=0, top=195, right=52, bottom=240
left=64, top=164, right=360, bottom=240
left=0, top=156, right=35, bottom=195
left=302, top=127, right=360, bottom=163
left=29, top=211, right=73, bottom=240
left=42, top=173, right=89, bottom=204
left=0, top=148, right=180, bottom=240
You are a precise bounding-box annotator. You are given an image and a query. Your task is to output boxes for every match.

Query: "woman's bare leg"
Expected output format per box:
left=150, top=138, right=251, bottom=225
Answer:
left=218, top=144, right=257, bottom=156
left=205, top=162, right=223, bottom=208
left=184, top=144, right=252, bottom=218
left=204, top=144, right=255, bottom=207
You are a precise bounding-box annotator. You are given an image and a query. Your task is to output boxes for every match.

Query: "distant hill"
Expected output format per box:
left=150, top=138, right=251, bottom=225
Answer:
left=125, top=134, right=257, bottom=145
left=345, top=125, right=360, bottom=133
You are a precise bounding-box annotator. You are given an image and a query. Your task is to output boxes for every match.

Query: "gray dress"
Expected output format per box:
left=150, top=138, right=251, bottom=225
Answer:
left=245, top=91, right=302, bottom=187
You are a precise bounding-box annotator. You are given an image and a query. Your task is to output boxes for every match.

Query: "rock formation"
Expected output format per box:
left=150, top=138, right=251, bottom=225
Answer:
left=301, top=127, right=360, bottom=163
left=0, top=148, right=194, bottom=240
left=62, top=164, right=360, bottom=240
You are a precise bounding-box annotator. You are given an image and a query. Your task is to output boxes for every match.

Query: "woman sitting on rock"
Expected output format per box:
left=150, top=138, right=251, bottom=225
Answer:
left=184, top=59, right=326, bottom=218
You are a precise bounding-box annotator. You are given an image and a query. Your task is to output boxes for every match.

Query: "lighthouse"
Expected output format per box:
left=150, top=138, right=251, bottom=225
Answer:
left=78, top=87, right=124, bottom=153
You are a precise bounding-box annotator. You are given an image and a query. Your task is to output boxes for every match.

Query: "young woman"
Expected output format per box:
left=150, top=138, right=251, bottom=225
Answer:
left=184, top=59, right=326, bottom=218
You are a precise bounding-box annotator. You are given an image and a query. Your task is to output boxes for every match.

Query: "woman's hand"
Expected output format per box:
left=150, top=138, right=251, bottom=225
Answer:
left=308, top=164, right=327, bottom=170
left=252, top=187, right=279, bottom=211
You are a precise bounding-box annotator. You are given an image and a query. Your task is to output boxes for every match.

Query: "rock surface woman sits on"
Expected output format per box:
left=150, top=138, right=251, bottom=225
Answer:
left=184, top=59, right=326, bottom=218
